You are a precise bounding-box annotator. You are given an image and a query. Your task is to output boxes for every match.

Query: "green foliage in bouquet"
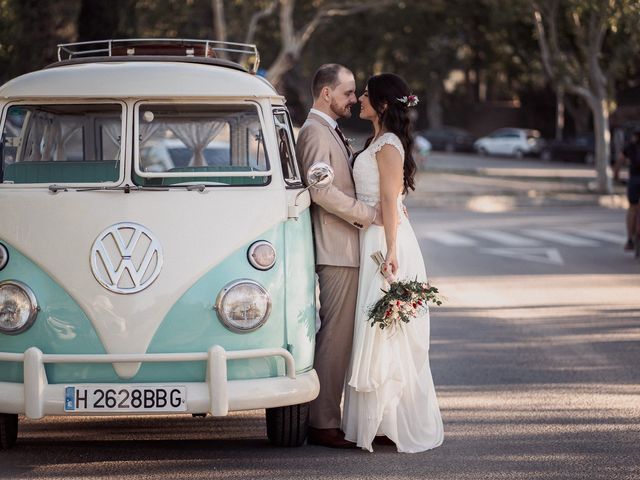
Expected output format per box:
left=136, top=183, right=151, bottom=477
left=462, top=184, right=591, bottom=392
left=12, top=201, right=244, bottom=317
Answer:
left=367, top=279, right=442, bottom=330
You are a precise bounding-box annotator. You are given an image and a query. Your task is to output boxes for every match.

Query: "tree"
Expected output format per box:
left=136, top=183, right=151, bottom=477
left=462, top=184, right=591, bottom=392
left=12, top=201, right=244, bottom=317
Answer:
left=2, top=0, right=78, bottom=81
left=322, top=0, right=544, bottom=130
left=0, top=0, right=12, bottom=82
left=263, top=0, right=395, bottom=91
left=366, top=0, right=463, bottom=129
left=77, top=0, right=137, bottom=42
left=212, top=0, right=227, bottom=46
left=532, top=0, right=640, bottom=194
left=207, top=0, right=396, bottom=105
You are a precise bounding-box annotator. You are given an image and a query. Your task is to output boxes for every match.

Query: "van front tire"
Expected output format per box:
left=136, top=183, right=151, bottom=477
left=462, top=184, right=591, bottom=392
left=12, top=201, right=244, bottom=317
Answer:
left=266, top=403, right=309, bottom=447
left=0, top=413, right=18, bottom=450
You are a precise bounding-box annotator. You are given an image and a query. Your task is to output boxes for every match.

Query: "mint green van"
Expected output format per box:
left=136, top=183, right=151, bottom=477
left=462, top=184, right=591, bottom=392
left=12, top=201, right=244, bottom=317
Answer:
left=0, top=39, right=324, bottom=448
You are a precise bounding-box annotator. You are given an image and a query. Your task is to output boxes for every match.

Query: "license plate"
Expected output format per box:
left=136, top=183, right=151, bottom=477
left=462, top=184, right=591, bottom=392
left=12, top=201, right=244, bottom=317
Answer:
left=64, top=385, right=187, bottom=412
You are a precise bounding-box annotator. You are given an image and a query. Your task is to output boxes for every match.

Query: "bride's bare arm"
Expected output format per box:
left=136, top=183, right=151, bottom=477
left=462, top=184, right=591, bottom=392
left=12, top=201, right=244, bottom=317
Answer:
left=376, top=143, right=404, bottom=276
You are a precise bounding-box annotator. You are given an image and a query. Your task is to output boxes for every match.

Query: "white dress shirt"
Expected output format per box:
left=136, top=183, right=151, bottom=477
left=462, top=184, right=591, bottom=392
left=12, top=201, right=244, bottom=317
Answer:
left=310, top=108, right=338, bottom=130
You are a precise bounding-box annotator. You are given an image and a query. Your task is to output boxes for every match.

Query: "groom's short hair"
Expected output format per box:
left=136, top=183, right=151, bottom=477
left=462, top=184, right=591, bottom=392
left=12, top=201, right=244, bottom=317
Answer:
left=312, top=64, right=350, bottom=99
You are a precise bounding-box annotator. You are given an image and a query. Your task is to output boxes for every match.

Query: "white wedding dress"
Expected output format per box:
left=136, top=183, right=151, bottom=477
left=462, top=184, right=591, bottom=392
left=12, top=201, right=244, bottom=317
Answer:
left=342, top=132, right=444, bottom=453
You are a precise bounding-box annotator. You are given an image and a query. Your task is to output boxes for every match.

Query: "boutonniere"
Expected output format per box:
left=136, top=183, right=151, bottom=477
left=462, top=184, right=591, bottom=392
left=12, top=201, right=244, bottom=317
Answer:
left=345, top=137, right=355, bottom=145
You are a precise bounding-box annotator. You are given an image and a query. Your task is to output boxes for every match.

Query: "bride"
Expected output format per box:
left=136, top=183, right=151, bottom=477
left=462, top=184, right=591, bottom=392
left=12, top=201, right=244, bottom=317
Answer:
left=341, top=73, right=444, bottom=453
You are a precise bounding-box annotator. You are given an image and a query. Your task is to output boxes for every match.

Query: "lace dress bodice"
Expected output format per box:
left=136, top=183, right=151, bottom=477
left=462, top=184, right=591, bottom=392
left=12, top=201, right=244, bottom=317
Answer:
left=353, top=132, right=405, bottom=208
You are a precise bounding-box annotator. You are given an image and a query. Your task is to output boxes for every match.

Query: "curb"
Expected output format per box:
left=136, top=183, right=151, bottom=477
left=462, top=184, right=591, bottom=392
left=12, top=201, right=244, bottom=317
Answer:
left=409, top=169, right=628, bottom=210
left=404, top=192, right=628, bottom=211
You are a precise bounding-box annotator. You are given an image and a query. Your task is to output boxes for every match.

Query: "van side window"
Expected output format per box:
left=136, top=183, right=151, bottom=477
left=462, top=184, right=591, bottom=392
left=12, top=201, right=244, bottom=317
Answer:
left=273, top=110, right=302, bottom=186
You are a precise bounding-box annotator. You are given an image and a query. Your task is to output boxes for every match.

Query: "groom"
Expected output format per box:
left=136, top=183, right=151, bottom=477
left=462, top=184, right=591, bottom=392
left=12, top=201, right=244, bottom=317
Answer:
left=296, top=64, right=381, bottom=448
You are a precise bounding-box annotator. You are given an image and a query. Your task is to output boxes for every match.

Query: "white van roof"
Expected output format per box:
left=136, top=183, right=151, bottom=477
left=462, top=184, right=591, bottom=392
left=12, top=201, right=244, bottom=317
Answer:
left=0, top=60, right=279, bottom=99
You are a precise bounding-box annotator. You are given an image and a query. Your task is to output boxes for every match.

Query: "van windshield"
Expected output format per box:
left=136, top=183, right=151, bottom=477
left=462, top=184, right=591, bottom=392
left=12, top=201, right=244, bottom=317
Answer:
left=135, top=104, right=269, bottom=187
left=1, top=104, right=122, bottom=184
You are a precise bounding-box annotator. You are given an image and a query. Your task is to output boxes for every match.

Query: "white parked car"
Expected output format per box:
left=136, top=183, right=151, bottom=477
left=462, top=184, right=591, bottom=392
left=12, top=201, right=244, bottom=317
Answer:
left=474, top=128, right=545, bottom=158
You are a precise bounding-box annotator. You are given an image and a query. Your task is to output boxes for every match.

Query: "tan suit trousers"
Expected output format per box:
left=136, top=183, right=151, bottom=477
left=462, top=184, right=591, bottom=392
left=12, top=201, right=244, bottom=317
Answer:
left=309, top=264, right=359, bottom=429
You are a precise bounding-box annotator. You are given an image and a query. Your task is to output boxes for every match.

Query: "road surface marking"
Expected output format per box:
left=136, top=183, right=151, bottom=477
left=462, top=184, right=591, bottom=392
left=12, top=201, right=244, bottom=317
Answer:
left=472, top=229, right=541, bottom=246
left=421, top=231, right=477, bottom=246
left=521, top=229, right=599, bottom=246
left=480, top=248, right=564, bottom=265
left=572, top=230, right=625, bottom=244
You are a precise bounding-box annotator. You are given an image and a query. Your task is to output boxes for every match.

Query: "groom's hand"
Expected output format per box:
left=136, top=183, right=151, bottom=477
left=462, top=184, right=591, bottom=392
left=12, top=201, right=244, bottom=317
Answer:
left=373, top=204, right=383, bottom=225
left=402, top=204, right=409, bottom=220
left=373, top=203, right=406, bottom=226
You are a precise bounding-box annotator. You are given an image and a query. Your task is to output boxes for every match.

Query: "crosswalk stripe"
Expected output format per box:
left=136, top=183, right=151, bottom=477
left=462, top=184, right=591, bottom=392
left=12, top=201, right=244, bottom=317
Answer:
left=481, top=247, right=564, bottom=265
left=421, top=231, right=477, bottom=246
left=521, top=229, right=599, bottom=246
left=472, top=229, right=541, bottom=246
left=419, top=229, right=622, bottom=248
left=571, top=230, right=626, bottom=244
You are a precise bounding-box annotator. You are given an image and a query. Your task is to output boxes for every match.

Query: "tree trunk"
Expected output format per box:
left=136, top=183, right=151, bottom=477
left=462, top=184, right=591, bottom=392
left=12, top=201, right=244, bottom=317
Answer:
left=211, top=0, right=227, bottom=59
left=426, top=84, right=443, bottom=129
left=266, top=0, right=393, bottom=94
left=591, top=94, right=612, bottom=194
left=464, top=68, right=473, bottom=103
left=555, top=86, right=565, bottom=140
left=267, top=51, right=297, bottom=93
left=266, top=0, right=297, bottom=92
left=565, top=95, right=590, bottom=135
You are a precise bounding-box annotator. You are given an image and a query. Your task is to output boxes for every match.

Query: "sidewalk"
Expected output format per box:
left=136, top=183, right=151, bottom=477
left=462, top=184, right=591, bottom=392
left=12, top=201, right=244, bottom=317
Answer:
left=405, top=152, right=628, bottom=211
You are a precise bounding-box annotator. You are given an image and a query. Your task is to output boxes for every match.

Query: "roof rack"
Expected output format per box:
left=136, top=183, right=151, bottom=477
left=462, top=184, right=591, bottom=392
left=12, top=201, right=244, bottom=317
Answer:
left=57, top=38, right=260, bottom=74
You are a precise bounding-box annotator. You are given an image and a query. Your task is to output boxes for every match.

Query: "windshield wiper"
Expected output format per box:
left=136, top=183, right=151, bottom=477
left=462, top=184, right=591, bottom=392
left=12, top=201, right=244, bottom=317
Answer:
left=185, top=184, right=206, bottom=192
left=49, top=183, right=211, bottom=193
left=167, top=182, right=227, bottom=190
left=48, top=184, right=68, bottom=193
left=75, top=184, right=169, bottom=192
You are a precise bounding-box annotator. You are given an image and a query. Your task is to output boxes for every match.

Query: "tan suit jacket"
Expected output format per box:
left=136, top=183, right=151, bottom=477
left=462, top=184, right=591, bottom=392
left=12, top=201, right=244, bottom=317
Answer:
left=296, top=112, right=376, bottom=267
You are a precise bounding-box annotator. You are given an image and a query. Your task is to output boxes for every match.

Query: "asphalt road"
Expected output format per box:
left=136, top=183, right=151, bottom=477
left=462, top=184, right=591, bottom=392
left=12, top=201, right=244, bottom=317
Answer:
left=3, top=201, right=639, bottom=480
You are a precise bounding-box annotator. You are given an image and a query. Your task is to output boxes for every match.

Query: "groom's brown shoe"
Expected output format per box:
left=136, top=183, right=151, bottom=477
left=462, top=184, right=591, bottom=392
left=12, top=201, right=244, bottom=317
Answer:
left=307, top=427, right=357, bottom=449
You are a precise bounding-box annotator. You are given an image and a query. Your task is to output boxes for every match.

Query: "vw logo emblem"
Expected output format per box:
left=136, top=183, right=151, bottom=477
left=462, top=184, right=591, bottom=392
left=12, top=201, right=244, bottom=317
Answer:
left=90, top=222, right=163, bottom=294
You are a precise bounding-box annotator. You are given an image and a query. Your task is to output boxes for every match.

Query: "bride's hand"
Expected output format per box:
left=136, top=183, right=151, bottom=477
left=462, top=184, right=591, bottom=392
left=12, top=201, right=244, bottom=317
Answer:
left=383, top=250, right=399, bottom=278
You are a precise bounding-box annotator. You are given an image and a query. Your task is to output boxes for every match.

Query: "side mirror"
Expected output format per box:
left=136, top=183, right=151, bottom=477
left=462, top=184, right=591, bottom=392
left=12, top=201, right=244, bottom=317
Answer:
left=288, top=162, right=335, bottom=219
left=306, top=162, right=334, bottom=189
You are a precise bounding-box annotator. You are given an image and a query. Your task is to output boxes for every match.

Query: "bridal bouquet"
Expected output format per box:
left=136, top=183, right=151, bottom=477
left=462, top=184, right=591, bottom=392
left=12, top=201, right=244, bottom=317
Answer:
left=367, top=251, right=442, bottom=330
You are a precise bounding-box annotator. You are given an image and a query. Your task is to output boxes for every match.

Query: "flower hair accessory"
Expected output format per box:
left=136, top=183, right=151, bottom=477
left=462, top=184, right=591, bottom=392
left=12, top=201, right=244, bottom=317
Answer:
left=397, top=94, right=419, bottom=107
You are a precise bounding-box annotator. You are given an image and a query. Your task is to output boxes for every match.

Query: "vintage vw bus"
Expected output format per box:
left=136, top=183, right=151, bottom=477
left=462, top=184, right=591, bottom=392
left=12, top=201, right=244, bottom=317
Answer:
left=0, top=39, right=326, bottom=448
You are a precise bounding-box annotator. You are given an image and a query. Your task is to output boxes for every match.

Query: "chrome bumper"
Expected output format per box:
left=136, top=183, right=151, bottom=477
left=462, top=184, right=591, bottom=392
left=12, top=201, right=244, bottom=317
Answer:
left=0, top=346, right=319, bottom=418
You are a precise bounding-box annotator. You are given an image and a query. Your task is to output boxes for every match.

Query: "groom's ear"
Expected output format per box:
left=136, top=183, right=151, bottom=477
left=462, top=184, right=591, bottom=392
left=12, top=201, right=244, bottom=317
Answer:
left=321, top=86, right=331, bottom=102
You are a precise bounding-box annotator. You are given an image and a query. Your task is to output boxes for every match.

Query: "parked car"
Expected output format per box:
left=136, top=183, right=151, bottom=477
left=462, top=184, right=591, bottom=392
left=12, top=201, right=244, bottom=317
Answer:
left=0, top=38, right=321, bottom=449
left=540, top=134, right=595, bottom=164
left=412, top=134, right=432, bottom=169
left=474, top=128, right=545, bottom=158
left=419, top=126, right=475, bottom=152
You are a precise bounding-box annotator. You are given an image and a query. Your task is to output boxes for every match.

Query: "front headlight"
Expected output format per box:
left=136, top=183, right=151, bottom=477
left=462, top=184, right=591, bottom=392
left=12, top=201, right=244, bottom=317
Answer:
left=215, top=280, right=271, bottom=333
left=0, top=280, right=39, bottom=335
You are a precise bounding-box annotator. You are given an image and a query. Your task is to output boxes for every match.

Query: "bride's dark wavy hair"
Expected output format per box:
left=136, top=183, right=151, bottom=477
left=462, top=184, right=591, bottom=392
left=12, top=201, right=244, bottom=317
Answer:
left=363, top=73, right=417, bottom=194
